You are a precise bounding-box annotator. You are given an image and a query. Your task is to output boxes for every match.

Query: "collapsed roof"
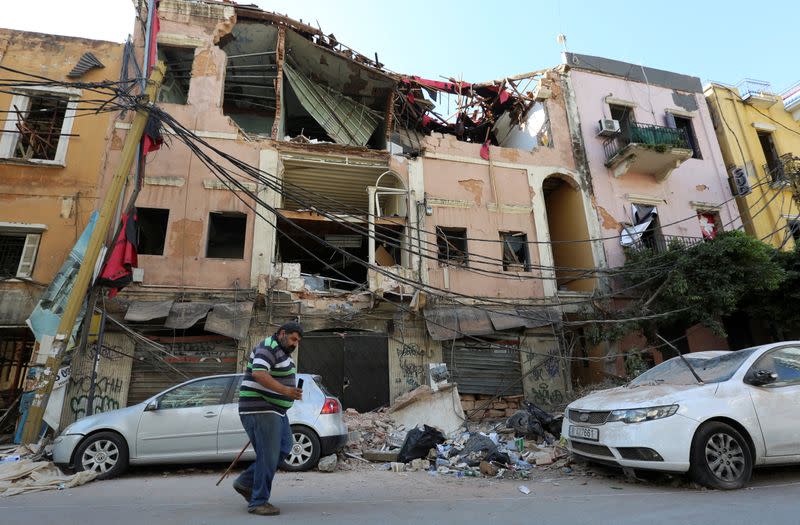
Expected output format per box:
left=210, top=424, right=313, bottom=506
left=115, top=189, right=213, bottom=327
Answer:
left=218, top=2, right=551, bottom=151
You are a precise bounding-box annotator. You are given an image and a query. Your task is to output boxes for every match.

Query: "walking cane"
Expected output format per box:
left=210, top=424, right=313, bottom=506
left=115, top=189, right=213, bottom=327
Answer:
left=216, top=440, right=250, bottom=486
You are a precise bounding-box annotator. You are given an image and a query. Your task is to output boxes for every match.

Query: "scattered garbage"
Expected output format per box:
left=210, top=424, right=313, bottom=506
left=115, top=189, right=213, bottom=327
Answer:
left=338, top=395, right=587, bottom=482
left=518, top=485, right=531, bottom=495
left=0, top=444, right=97, bottom=497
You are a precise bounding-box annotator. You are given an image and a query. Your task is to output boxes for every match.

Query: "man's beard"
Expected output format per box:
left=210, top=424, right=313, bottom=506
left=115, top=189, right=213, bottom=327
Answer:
left=278, top=335, right=296, bottom=353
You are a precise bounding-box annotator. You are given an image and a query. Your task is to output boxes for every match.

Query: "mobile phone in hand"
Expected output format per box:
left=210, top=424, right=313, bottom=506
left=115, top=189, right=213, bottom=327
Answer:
left=297, top=378, right=304, bottom=390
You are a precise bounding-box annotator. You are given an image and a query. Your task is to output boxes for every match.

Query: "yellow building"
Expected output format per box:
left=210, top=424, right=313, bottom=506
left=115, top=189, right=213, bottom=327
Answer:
left=0, top=30, right=124, bottom=405
left=704, top=80, right=800, bottom=250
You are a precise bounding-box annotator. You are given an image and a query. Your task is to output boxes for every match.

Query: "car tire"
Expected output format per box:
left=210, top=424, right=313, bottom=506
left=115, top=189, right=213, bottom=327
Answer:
left=281, top=426, right=321, bottom=472
left=74, top=431, right=129, bottom=480
left=689, top=421, right=752, bottom=490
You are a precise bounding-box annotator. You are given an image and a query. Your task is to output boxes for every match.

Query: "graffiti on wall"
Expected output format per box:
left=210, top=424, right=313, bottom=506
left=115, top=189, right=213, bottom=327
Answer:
left=68, top=343, right=128, bottom=419
left=524, top=345, right=566, bottom=408
left=396, top=342, right=425, bottom=389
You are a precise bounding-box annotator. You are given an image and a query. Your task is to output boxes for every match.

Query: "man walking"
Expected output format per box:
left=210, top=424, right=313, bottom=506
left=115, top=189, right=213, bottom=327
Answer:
left=233, top=321, right=304, bottom=516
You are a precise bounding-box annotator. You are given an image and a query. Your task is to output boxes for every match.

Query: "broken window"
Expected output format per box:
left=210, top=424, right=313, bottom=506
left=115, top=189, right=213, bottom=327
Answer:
left=757, top=132, right=782, bottom=183
left=0, top=232, right=40, bottom=279
left=157, top=46, right=195, bottom=104
left=493, top=101, right=551, bottom=150
left=789, top=220, right=800, bottom=244
left=621, top=204, right=660, bottom=250
left=501, top=232, right=531, bottom=272
left=276, top=217, right=403, bottom=290
left=698, top=212, right=721, bottom=240
left=609, top=104, right=633, bottom=136
left=136, top=207, right=169, bottom=256
left=672, top=116, right=701, bottom=159
left=0, top=92, right=72, bottom=162
left=206, top=212, right=247, bottom=259
left=220, top=21, right=279, bottom=135
left=436, top=227, right=468, bottom=267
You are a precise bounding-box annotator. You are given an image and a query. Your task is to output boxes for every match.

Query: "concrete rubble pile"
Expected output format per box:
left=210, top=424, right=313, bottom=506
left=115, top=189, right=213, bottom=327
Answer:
left=329, top=384, right=577, bottom=480
left=0, top=444, right=97, bottom=497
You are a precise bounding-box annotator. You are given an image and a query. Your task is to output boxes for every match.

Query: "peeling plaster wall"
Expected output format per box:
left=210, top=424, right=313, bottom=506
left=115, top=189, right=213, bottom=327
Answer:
left=568, top=69, right=737, bottom=268
left=422, top=155, right=543, bottom=299
left=416, top=75, right=602, bottom=299
left=0, top=31, right=124, bottom=287
left=100, top=3, right=263, bottom=289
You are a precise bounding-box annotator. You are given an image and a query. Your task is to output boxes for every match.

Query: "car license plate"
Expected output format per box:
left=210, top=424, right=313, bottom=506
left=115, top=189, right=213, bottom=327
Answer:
left=569, top=425, right=599, bottom=442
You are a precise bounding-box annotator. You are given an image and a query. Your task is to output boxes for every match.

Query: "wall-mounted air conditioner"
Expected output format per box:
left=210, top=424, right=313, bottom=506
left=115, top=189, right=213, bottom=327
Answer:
left=598, top=119, right=621, bottom=136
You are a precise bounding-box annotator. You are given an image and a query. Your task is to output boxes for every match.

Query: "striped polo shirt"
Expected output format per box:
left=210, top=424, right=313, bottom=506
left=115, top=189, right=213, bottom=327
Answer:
left=238, top=335, right=297, bottom=415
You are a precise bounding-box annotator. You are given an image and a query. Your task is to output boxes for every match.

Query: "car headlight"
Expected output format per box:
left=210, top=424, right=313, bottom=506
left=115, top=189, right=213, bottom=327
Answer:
left=607, top=404, right=678, bottom=424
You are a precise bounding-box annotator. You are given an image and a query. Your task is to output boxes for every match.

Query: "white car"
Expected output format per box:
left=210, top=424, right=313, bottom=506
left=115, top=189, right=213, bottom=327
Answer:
left=563, top=342, right=800, bottom=489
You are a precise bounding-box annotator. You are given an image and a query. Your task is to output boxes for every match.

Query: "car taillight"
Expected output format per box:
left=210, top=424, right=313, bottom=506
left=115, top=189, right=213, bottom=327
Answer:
left=321, top=397, right=341, bottom=414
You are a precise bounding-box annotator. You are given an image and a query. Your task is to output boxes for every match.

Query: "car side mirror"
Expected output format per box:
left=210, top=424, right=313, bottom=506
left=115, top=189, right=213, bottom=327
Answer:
left=748, top=369, right=778, bottom=386
left=145, top=400, right=159, bottom=411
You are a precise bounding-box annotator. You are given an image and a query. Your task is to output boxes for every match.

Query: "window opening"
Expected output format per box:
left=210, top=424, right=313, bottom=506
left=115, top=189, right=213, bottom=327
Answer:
left=206, top=212, right=247, bottom=259
left=136, top=207, right=170, bottom=256
left=436, top=227, right=468, bottom=266
left=501, top=232, right=531, bottom=271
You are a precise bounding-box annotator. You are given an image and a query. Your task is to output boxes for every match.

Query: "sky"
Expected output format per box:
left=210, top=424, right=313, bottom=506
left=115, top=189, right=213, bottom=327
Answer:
left=2, top=0, right=797, bottom=93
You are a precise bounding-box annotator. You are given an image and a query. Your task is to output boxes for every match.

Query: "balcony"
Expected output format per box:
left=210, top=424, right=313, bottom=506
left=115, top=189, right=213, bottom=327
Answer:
left=736, top=79, right=779, bottom=109
left=603, top=122, right=693, bottom=181
left=764, top=153, right=800, bottom=187
left=782, top=81, right=800, bottom=121
left=628, top=234, right=704, bottom=254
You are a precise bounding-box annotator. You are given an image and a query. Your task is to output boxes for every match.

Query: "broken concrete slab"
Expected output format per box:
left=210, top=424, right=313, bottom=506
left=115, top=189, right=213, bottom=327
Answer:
left=389, top=384, right=465, bottom=436
left=317, top=454, right=337, bottom=472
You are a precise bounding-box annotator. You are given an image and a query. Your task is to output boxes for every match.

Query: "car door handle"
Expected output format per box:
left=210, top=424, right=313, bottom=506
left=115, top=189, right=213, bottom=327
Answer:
left=204, top=411, right=218, bottom=418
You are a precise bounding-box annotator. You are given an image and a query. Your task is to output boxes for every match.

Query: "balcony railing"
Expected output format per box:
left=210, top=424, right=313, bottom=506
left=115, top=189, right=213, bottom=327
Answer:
left=629, top=234, right=705, bottom=254
left=736, top=78, right=774, bottom=98
left=764, top=153, right=800, bottom=185
left=603, top=122, right=690, bottom=163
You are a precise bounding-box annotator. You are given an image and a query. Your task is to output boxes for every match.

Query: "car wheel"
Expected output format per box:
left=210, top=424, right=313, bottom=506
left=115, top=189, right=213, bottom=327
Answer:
left=74, top=431, right=129, bottom=480
left=281, top=426, right=321, bottom=472
left=690, top=422, right=752, bottom=490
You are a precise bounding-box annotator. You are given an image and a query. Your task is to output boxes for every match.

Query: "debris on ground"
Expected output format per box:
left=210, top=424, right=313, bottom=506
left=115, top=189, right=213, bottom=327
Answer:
left=317, top=454, right=337, bottom=473
left=0, top=445, right=96, bottom=497
left=337, top=396, right=578, bottom=480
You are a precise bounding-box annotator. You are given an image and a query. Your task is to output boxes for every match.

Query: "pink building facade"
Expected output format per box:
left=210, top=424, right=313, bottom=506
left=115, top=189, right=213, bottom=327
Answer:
left=562, top=53, right=740, bottom=269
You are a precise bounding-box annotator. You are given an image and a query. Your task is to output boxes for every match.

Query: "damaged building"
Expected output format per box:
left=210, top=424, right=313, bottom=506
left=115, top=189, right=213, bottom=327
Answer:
left=50, top=0, right=612, bottom=429
left=0, top=30, right=125, bottom=429
left=560, top=53, right=742, bottom=382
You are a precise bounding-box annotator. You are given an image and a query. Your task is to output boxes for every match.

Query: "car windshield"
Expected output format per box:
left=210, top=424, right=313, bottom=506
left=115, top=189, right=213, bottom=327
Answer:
left=629, top=349, right=757, bottom=386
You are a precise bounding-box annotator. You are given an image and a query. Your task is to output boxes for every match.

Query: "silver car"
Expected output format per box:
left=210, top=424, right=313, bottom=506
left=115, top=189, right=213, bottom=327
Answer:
left=52, top=373, right=348, bottom=479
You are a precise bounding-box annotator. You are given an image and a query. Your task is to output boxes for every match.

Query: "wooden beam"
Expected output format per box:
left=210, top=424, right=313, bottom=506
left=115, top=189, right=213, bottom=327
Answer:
left=271, top=26, right=285, bottom=140
left=278, top=209, right=406, bottom=226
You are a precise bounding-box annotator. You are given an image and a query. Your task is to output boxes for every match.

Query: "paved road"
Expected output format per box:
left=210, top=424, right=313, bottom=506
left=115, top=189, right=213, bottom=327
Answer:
left=4, top=464, right=799, bottom=524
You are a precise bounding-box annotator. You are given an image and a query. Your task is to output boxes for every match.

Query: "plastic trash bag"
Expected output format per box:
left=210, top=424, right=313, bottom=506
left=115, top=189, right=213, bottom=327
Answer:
left=397, top=425, right=446, bottom=463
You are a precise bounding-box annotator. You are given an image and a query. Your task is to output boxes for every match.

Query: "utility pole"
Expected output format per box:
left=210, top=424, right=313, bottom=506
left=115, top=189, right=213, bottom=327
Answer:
left=21, top=63, right=166, bottom=444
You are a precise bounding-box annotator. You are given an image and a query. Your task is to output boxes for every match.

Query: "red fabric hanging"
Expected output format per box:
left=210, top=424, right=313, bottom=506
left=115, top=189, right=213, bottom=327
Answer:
left=698, top=213, right=718, bottom=239
left=480, top=140, right=490, bottom=161
left=97, top=213, right=138, bottom=298
left=143, top=1, right=162, bottom=154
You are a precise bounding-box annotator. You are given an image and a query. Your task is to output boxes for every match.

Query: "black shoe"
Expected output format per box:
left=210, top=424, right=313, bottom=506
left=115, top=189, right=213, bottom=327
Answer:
left=232, top=480, right=252, bottom=503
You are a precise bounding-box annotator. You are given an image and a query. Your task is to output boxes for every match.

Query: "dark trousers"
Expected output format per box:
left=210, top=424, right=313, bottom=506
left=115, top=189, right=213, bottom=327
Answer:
left=235, top=412, right=293, bottom=507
